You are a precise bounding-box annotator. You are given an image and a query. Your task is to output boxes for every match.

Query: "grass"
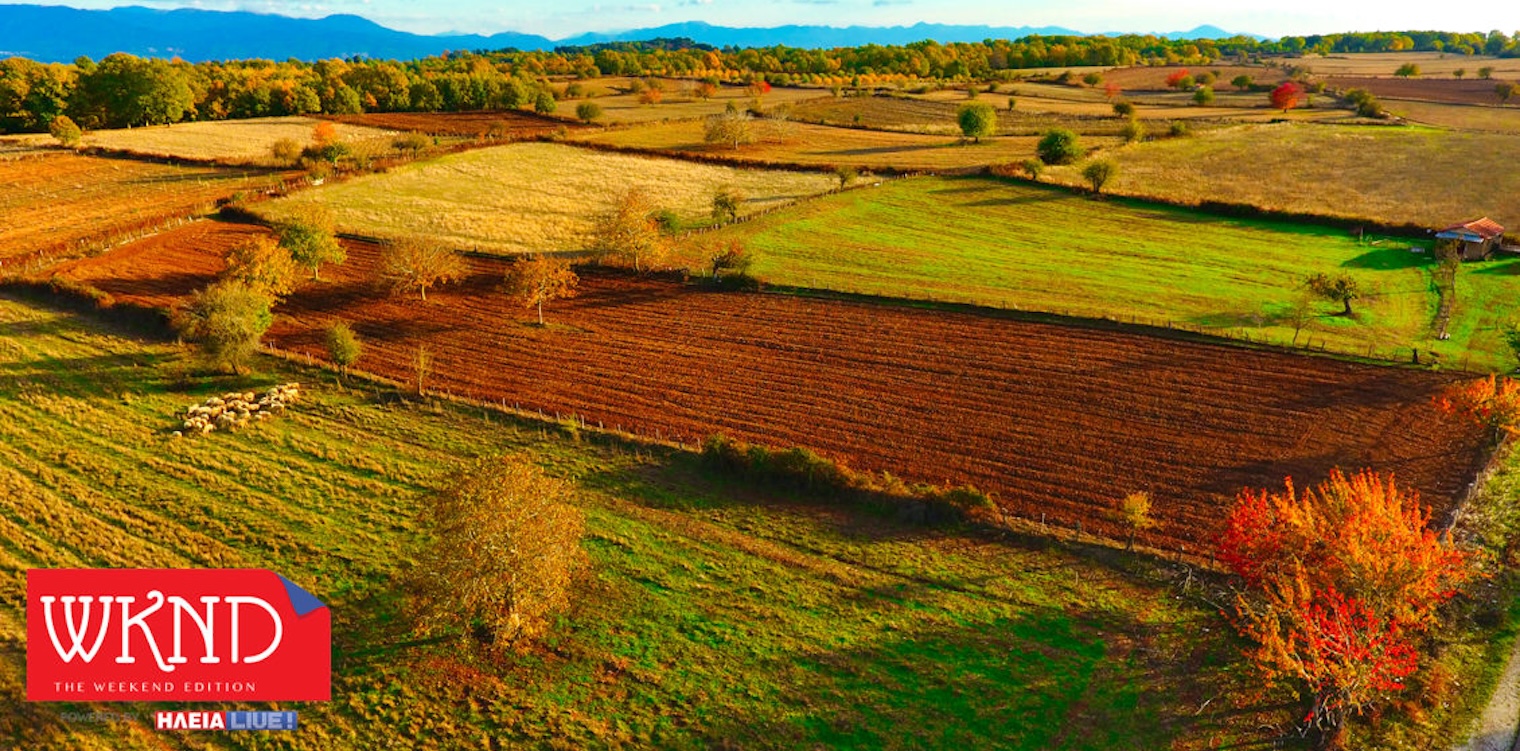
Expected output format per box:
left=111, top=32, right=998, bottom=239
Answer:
left=0, top=291, right=1282, bottom=750
left=257, top=141, right=837, bottom=253
left=1045, top=122, right=1520, bottom=233
left=76, top=116, right=395, bottom=164
left=712, top=174, right=1520, bottom=369
left=572, top=118, right=1120, bottom=172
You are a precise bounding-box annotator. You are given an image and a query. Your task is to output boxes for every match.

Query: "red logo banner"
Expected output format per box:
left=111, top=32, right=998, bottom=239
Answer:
left=26, top=569, right=330, bottom=702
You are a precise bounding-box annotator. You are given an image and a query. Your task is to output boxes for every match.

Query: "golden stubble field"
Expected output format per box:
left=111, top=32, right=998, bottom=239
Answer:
left=72, top=116, right=396, bottom=164
left=257, top=141, right=838, bottom=253
left=1050, top=122, right=1520, bottom=231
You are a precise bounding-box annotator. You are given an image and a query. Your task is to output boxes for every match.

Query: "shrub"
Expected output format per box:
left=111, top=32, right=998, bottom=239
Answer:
left=1036, top=128, right=1082, bottom=165
left=415, top=456, right=586, bottom=648
left=48, top=115, right=81, bottom=147
left=326, top=322, right=362, bottom=373
left=1082, top=159, right=1117, bottom=194
left=534, top=89, right=557, bottom=114
left=393, top=132, right=430, bottom=155
left=575, top=101, right=602, bottom=123
left=270, top=137, right=301, bottom=165
left=1192, top=86, right=1214, bottom=106
left=1168, top=121, right=1190, bottom=137
left=711, top=187, right=742, bottom=223
left=1112, top=101, right=1136, bottom=117
left=834, top=165, right=858, bottom=189
left=1119, top=118, right=1146, bottom=143
left=172, top=279, right=274, bottom=374
left=1019, top=157, right=1044, bottom=181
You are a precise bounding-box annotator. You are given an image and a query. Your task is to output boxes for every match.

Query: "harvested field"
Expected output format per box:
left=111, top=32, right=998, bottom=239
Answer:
left=77, top=227, right=1485, bottom=555
left=1285, top=52, right=1520, bottom=79
left=319, top=110, right=574, bottom=138
left=583, top=83, right=828, bottom=124
left=255, top=142, right=836, bottom=253
left=790, top=95, right=1131, bottom=136
left=1385, top=99, right=1520, bottom=132
left=1325, top=76, right=1520, bottom=106
left=0, top=152, right=284, bottom=267
left=1049, top=122, right=1520, bottom=232
left=78, top=116, right=393, bottom=164
left=571, top=118, right=1112, bottom=172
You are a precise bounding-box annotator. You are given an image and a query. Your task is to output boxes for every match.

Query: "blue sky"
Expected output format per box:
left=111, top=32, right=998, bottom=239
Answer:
left=3, top=0, right=1517, bottom=39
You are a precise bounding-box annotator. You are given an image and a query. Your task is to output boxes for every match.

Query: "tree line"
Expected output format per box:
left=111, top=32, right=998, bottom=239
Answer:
left=5, top=29, right=1517, bottom=134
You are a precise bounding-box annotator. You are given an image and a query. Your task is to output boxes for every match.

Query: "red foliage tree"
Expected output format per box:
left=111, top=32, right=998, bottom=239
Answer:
left=1103, top=82, right=1122, bottom=100
left=1218, top=469, right=1479, bottom=746
left=1271, top=81, right=1304, bottom=112
left=1164, top=68, right=1191, bottom=88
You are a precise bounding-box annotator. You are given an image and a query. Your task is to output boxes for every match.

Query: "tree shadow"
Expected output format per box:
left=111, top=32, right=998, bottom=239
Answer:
left=1340, top=246, right=1432, bottom=270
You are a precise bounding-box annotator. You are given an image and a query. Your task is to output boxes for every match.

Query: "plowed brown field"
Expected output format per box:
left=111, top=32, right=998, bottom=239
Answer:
left=49, top=221, right=255, bottom=307
left=1325, top=76, right=1518, bottom=106
left=63, top=227, right=1487, bottom=555
left=0, top=152, right=282, bottom=267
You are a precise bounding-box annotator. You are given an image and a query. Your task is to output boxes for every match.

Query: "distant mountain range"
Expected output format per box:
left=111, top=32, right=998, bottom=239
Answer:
left=0, top=4, right=1264, bottom=63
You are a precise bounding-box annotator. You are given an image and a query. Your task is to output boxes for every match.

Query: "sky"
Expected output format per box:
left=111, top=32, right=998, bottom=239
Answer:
left=1, top=0, right=1516, bottom=39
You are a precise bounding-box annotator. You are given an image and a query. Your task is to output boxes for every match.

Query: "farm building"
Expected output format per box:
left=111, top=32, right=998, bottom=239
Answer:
left=1436, top=217, right=1505, bottom=260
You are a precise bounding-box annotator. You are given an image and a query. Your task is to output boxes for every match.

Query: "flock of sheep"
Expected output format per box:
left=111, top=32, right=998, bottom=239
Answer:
left=174, top=383, right=301, bottom=436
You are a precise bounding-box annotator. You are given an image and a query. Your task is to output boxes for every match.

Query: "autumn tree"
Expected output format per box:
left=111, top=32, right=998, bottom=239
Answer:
left=591, top=187, right=669, bottom=273
left=956, top=102, right=997, bottom=142
left=276, top=207, right=345, bottom=281
left=1439, top=374, right=1520, bottom=438
left=1219, top=469, right=1479, bottom=746
left=414, top=455, right=586, bottom=648
left=1165, top=68, right=1191, bottom=89
left=1306, top=272, right=1360, bottom=316
left=326, top=321, right=362, bottom=374
left=706, top=238, right=755, bottom=281
left=1081, top=159, right=1117, bottom=194
left=172, top=279, right=275, bottom=374
left=379, top=238, right=466, bottom=301
left=222, top=235, right=300, bottom=299
left=503, top=254, right=579, bottom=325
left=270, top=137, right=302, bottom=165
left=1271, top=82, right=1304, bottom=112
left=1115, top=491, right=1154, bottom=550
left=703, top=106, right=755, bottom=149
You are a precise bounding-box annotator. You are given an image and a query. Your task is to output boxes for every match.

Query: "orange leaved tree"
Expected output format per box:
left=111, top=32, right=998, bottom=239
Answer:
left=1438, top=374, right=1520, bottom=439
left=1218, top=469, right=1478, bottom=748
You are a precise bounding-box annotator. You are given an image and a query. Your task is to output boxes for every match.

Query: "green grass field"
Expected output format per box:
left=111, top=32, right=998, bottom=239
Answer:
left=0, top=292, right=1277, bottom=750
left=717, top=175, right=1520, bottom=370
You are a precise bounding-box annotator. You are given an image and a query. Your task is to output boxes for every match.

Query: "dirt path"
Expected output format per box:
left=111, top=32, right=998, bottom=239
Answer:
left=1454, top=619, right=1520, bottom=751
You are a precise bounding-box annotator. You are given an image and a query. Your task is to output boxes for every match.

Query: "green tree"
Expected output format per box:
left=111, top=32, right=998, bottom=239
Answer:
left=326, top=322, right=362, bottom=374
left=1231, top=74, right=1254, bottom=91
left=1479, top=66, right=1495, bottom=79
left=711, top=187, right=742, bottom=224
left=276, top=208, right=346, bottom=281
left=1082, top=159, right=1117, bottom=194
left=71, top=53, right=194, bottom=128
left=1306, top=272, right=1362, bottom=316
left=1394, top=62, right=1421, bottom=78
left=1192, top=85, right=1215, bottom=105
left=1019, top=158, right=1044, bottom=181
left=1081, top=72, right=1103, bottom=87
left=1036, top=128, right=1082, bottom=165
left=1119, top=118, right=1146, bottom=143
left=414, top=456, right=586, bottom=648
left=534, top=88, right=557, bottom=114
left=1112, top=100, right=1136, bottom=117
left=575, top=101, right=602, bottom=123
left=173, top=279, right=274, bottom=374
left=956, top=102, right=997, bottom=142
left=1454, top=68, right=1467, bottom=79
left=503, top=254, right=579, bottom=326
left=379, top=238, right=467, bottom=301
left=1498, top=82, right=1518, bottom=104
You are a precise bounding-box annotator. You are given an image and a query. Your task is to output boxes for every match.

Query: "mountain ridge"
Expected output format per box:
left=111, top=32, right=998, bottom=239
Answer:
left=0, top=4, right=1266, bottom=63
